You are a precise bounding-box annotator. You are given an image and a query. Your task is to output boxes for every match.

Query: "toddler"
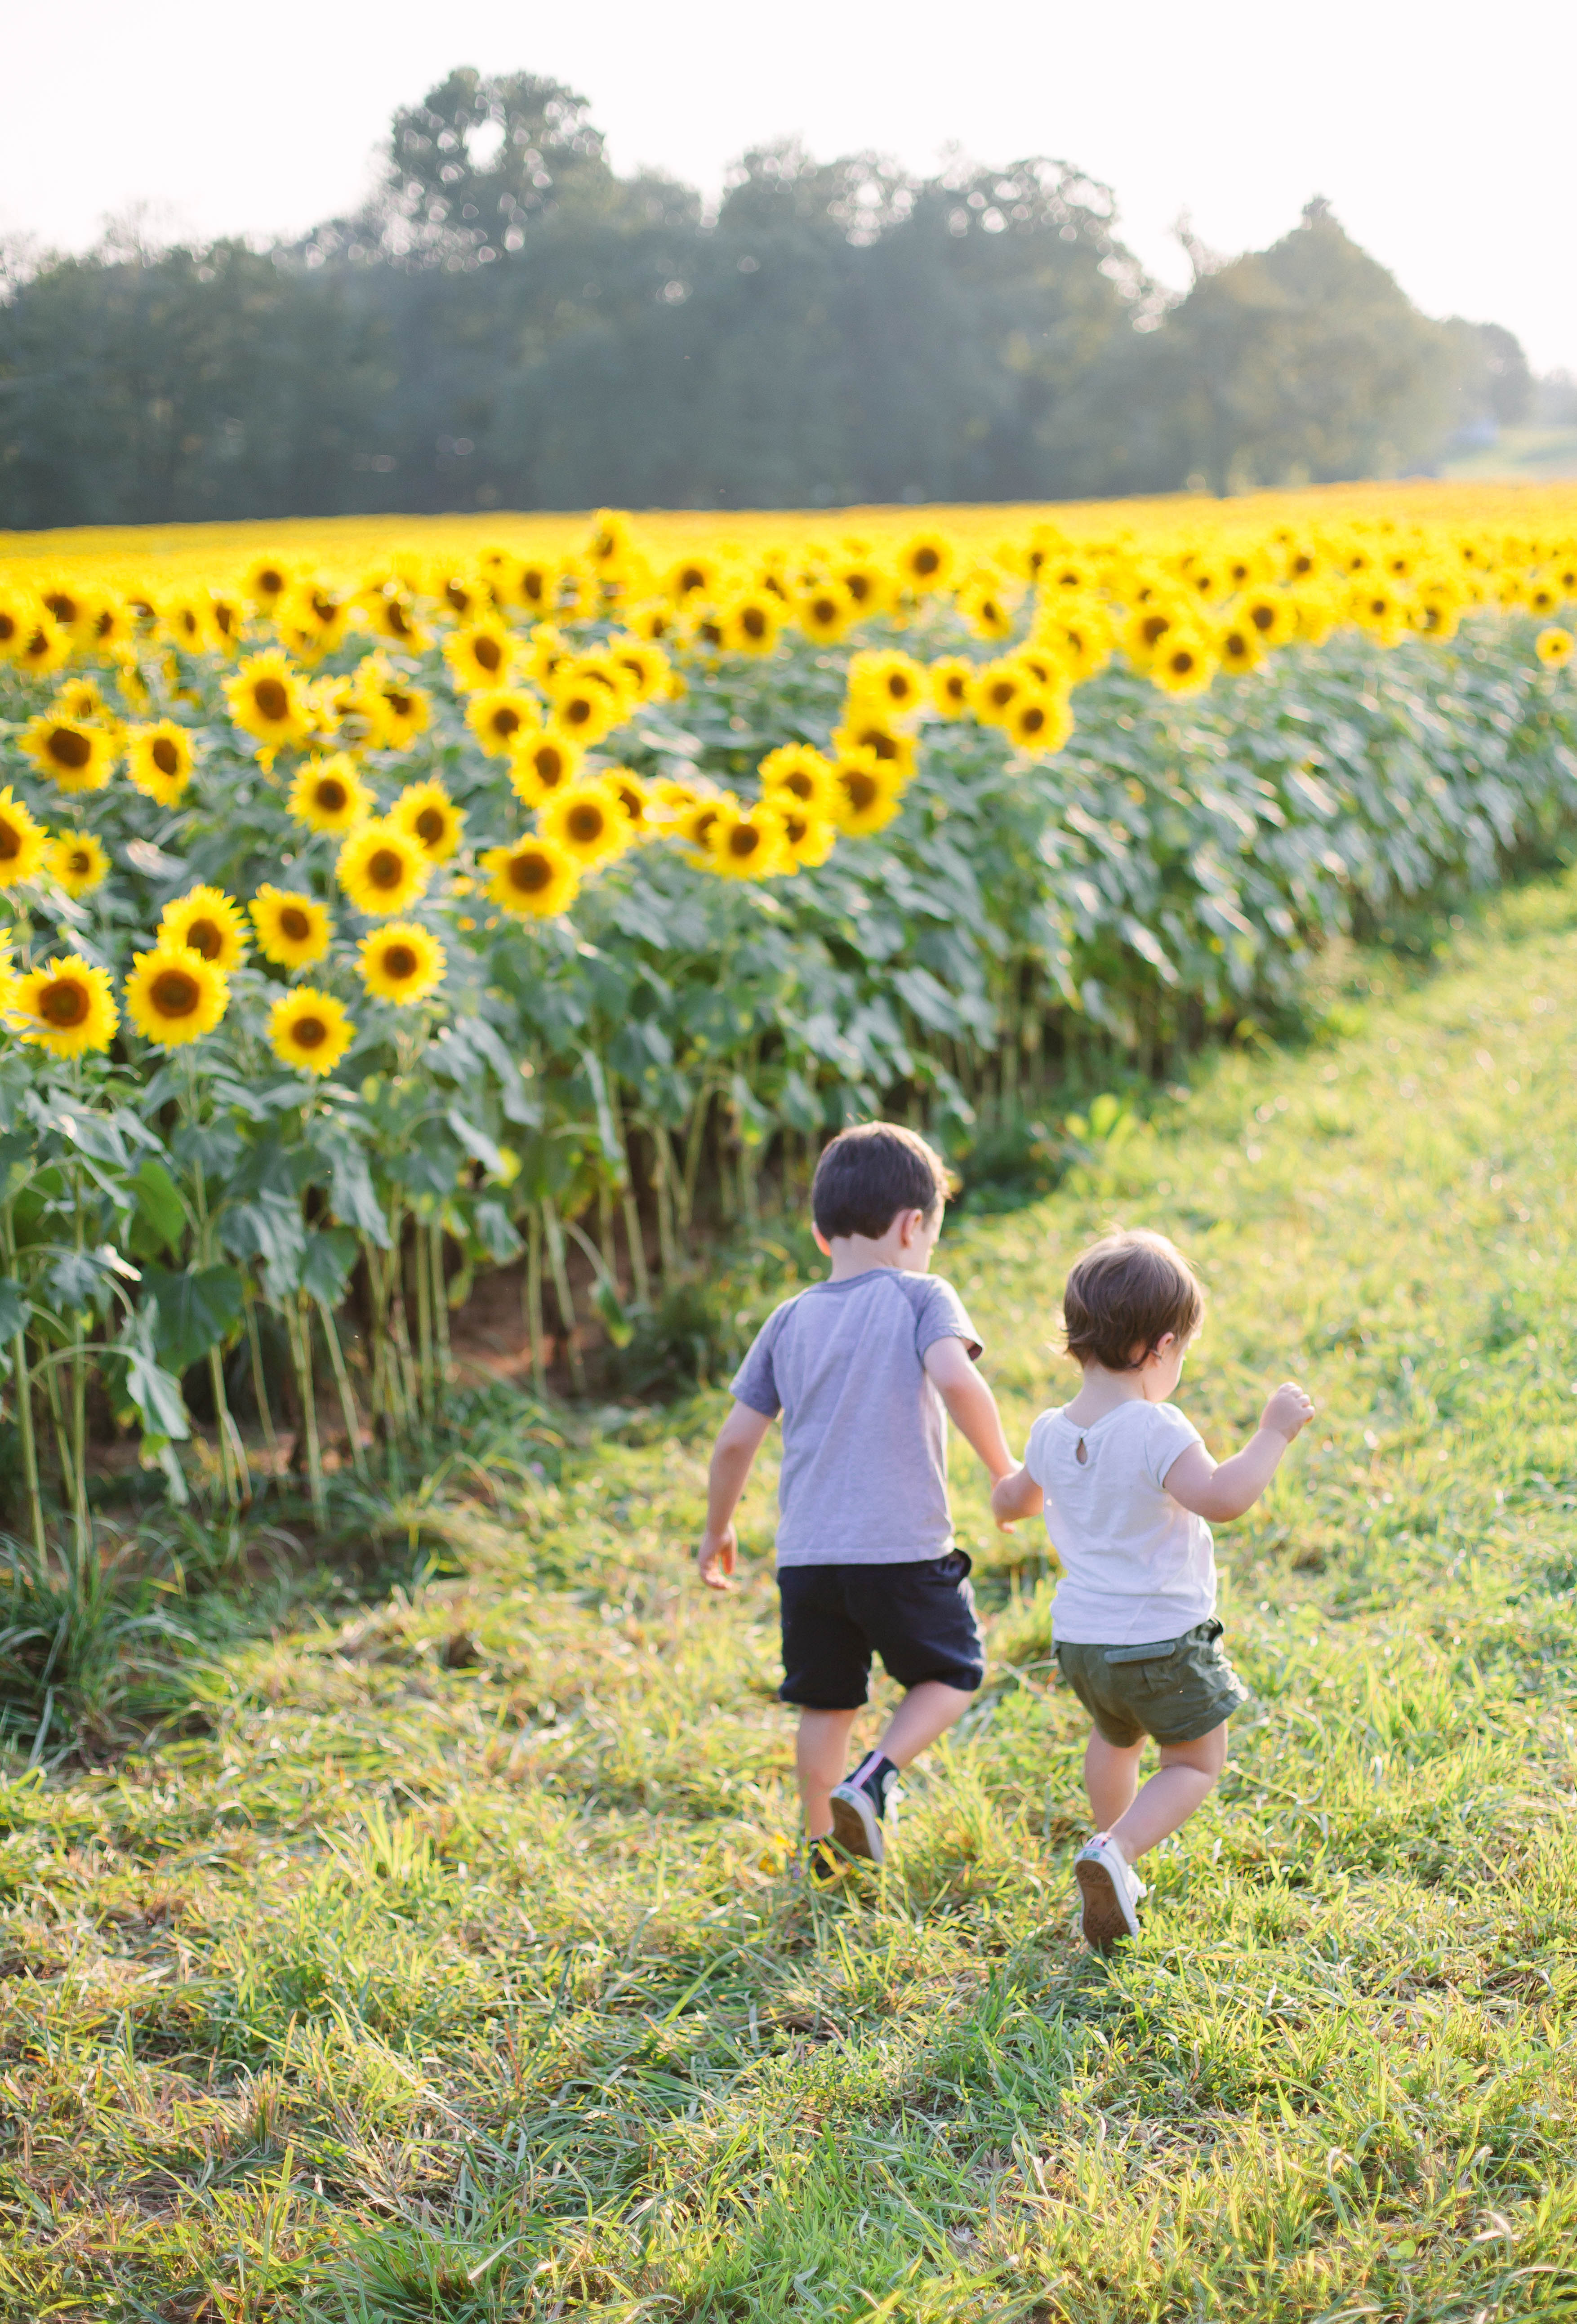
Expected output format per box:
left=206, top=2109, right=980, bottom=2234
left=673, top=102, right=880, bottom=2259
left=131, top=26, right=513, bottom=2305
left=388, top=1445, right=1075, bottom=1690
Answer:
left=992, top=1228, right=1312, bottom=1949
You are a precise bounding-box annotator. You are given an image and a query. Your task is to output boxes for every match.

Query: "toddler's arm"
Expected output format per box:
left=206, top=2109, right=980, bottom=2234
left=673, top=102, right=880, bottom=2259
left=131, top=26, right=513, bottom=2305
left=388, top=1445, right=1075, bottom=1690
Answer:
left=990, top=1464, right=1043, bottom=1529
left=1164, top=1382, right=1314, bottom=1522
left=923, top=1337, right=1016, bottom=1497
left=696, top=1400, right=773, bottom=1591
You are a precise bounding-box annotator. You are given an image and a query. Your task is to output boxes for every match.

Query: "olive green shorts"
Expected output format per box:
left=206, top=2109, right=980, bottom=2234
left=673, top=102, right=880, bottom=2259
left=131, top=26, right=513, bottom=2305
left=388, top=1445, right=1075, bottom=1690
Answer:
left=1054, top=1619, right=1248, bottom=1747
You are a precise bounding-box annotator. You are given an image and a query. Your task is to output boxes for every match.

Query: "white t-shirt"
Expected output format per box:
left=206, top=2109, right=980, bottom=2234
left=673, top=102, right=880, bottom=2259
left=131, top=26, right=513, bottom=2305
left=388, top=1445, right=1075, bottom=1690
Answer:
left=1024, top=1399, right=1215, bottom=1645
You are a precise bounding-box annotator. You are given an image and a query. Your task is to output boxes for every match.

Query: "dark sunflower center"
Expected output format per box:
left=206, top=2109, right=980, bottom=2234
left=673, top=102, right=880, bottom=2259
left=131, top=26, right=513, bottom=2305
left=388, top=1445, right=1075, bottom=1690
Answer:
left=317, top=780, right=348, bottom=814
left=1250, top=604, right=1274, bottom=632
left=490, top=707, right=522, bottom=738
left=312, top=592, right=337, bottom=623
left=48, top=728, right=92, bottom=771
left=886, top=676, right=910, bottom=701
left=0, top=613, right=16, bottom=641
left=41, top=978, right=89, bottom=1027
left=368, top=848, right=405, bottom=890
left=23, top=627, right=51, bottom=660
left=187, top=918, right=224, bottom=960
left=0, top=818, right=20, bottom=861
left=383, top=944, right=419, bottom=980
left=151, top=969, right=200, bottom=1017
left=293, top=1015, right=328, bottom=1050
left=67, top=849, right=92, bottom=875
left=280, top=908, right=310, bottom=942
left=1140, top=614, right=1172, bottom=646
left=259, top=568, right=284, bottom=595
left=386, top=601, right=411, bottom=635
left=842, top=772, right=878, bottom=813
left=784, top=771, right=813, bottom=801
left=414, top=807, right=445, bottom=846
left=741, top=608, right=767, bottom=639
left=1020, top=706, right=1047, bottom=733
left=445, top=582, right=471, bottom=612
left=563, top=696, right=592, bottom=727
left=254, top=678, right=289, bottom=721
left=509, top=852, right=552, bottom=894
left=1170, top=651, right=1196, bottom=674
left=860, top=729, right=897, bottom=760
left=473, top=635, right=503, bottom=673
left=522, top=570, right=546, bottom=603
left=728, top=826, right=761, bottom=858
left=536, top=749, right=566, bottom=785
left=151, top=736, right=181, bottom=775
left=567, top=806, right=604, bottom=843
left=45, top=591, right=78, bottom=624
left=845, top=575, right=871, bottom=603
left=679, top=567, right=705, bottom=594
left=912, top=546, right=940, bottom=576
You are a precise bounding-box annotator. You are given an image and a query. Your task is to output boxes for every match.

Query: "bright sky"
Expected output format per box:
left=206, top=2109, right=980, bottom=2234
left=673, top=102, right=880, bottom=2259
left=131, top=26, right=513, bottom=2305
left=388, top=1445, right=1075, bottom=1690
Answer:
left=5, top=0, right=1573, bottom=371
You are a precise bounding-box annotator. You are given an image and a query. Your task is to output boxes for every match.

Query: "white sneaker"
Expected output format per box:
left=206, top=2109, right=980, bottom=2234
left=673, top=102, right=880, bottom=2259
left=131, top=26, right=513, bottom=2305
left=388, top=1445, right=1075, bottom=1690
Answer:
left=1074, top=1833, right=1145, bottom=1951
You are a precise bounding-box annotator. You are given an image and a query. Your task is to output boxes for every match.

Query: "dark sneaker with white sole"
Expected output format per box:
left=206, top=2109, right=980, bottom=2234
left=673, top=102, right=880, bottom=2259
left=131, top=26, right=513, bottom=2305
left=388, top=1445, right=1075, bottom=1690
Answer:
left=829, top=1752, right=900, bottom=1866
left=1074, top=1833, right=1145, bottom=1951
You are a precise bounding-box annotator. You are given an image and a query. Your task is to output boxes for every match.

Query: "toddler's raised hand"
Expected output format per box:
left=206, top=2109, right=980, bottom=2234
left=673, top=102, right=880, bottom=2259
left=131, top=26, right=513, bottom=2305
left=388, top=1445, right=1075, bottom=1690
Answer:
left=1261, top=1381, right=1314, bottom=1442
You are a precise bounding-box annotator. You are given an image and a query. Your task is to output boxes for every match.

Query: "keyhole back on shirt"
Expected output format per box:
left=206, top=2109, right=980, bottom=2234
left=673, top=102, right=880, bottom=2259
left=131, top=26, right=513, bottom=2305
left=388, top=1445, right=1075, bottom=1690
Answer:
left=1076, top=1436, right=1088, bottom=1465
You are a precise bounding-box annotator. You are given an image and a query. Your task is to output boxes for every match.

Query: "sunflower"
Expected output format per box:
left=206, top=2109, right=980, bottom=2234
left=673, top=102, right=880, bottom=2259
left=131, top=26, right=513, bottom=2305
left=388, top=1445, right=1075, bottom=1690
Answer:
left=779, top=807, right=838, bottom=870
left=845, top=649, right=927, bottom=719
left=223, top=649, right=316, bottom=749
left=392, top=779, right=465, bottom=864
left=606, top=635, right=673, bottom=701
left=161, top=595, right=216, bottom=655
left=722, top=593, right=784, bottom=657
left=539, top=779, right=629, bottom=867
left=1536, top=627, right=1574, bottom=668
left=208, top=593, right=245, bottom=650
left=968, top=662, right=1028, bottom=728
left=758, top=743, right=838, bottom=816
left=665, top=553, right=722, bottom=602
left=337, top=820, right=432, bottom=917
left=357, top=920, right=446, bottom=1007
left=0, top=588, right=40, bottom=660
left=601, top=767, right=659, bottom=842
left=510, top=728, right=584, bottom=806
left=481, top=835, right=582, bottom=918
left=1346, top=581, right=1409, bottom=646
left=547, top=671, right=624, bottom=746
left=467, top=686, right=543, bottom=758
left=797, top=580, right=860, bottom=644
left=1149, top=631, right=1220, bottom=697
left=9, top=953, right=119, bottom=1058
left=1237, top=589, right=1298, bottom=648
left=125, top=720, right=196, bottom=807
left=249, top=884, right=332, bottom=969
left=15, top=609, right=71, bottom=676
left=160, top=884, right=250, bottom=972
left=1006, top=690, right=1074, bottom=757
left=444, top=618, right=517, bottom=693
left=956, top=577, right=1017, bottom=642
left=705, top=802, right=791, bottom=880
left=268, top=986, right=355, bottom=1077
left=830, top=719, right=918, bottom=784
left=439, top=569, right=487, bottom=620
left=673, top=795, right=731, bottom=854
left=125, top=944, right=229, bottom=1050
left=830, top=752, right=904, bottom=838
left=514, top=558, right=561, bottom=616
left=361, top=584, right=429, bottom=652
left=624, top=600, right=677, bottom=644
left=928, top=657, right=975, bottom=718
left=526, top=624, right=573, bottom=689
left=289, top=753, right=373, bottom=836
left=364, top=664, right=432, bottom=751
left=245, top=554, right=294, bottom=609
left=1217, top=620, right=1265, bottom=676
left=895, top=531, right=955, bottom=595
left=48, top=831, right=111, bottom=898
left=1122, top=600, right=1190, bottom=669
left=0, top=788, right=49, bottom=888
left=1033, top=608, right=1112, bottom=683
left=833, top=559, right=893, bottom=620
left=21, top=714, right=116, bottom=794
left=56, top=677, right=117, bottom=727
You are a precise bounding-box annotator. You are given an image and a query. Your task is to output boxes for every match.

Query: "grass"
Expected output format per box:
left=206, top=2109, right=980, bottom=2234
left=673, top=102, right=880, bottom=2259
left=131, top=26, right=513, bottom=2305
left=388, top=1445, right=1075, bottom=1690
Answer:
left=4, top=876, right=1577, bottom=2321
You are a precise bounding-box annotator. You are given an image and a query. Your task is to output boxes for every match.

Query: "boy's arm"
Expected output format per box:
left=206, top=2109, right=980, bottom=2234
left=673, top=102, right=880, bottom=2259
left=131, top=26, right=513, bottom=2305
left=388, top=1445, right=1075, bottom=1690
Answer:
left=923, top=1337, right=1016, bottom=1494
left=1163, top=1382, right=1314, bottom=1522
left=697, top=1400, right=774, bottom=1591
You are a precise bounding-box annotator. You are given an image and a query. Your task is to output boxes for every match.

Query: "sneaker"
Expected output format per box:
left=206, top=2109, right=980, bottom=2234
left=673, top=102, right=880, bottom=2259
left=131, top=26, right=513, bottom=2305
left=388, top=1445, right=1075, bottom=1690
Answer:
left=829, top=1753, right=900, bottom=1866
left=799, top=1836, right=845, bottom=1887
left=1074, top=1833, right=1145, bottom=1951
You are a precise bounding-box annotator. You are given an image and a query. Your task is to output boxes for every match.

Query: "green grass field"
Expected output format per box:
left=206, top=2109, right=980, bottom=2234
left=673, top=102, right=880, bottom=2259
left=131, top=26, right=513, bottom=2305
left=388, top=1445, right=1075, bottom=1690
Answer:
left=5, top=876, right=1577, bottom=2322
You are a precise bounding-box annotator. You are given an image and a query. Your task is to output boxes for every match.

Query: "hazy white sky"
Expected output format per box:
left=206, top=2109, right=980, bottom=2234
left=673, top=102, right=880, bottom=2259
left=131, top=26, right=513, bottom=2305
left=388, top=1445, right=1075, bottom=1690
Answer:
left=4, top=0, right=1573, bottom=369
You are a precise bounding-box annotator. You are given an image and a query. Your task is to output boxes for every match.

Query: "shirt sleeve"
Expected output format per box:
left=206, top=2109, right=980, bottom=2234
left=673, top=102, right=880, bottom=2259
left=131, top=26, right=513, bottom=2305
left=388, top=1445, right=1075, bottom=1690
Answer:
left=1023, top=1410, right=1056, bottom=1486
left=1146, top=1402, right=1203, bottom=1490
left=729, top=1306, right=786, bottom=1418
left=915, top=1275, right=984, bottom=1362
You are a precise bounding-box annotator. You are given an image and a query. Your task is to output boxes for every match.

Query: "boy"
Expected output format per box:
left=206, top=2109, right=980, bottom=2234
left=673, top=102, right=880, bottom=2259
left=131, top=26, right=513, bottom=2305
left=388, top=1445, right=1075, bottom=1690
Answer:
left=697, top=1122, right=1016, bottom=1872
left=991, top=1228, right=1313, bottom=1951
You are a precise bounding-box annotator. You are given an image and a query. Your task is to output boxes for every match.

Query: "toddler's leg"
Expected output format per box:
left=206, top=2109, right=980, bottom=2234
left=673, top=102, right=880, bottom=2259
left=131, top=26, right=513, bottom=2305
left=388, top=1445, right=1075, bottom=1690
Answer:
left=797, top=1707, right=860, bottom=1837
left=1109, top=1722, right=1229, bottom=1863
left=1083, top=1729, right=1145, bottom=1831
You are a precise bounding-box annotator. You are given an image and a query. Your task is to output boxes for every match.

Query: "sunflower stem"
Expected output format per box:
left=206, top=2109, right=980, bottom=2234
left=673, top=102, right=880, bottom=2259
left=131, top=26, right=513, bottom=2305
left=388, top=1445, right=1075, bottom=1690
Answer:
left=541, top=1196, right=584, bottom=1394
left=288, top=1294, right=326, bottom=1521
left=413, top=1209, right=435, bottom=1426
left=651, top=1124, right=678, bottom=1284
left=2, top=1205, right=46, bottom=1560
left=428, top=1222, right=450, bottom=1419
left=316, top=1298, right=368, bottom=1481
left=243, top=1281, right=278, bottom=1456
left=525, top=1207, right=546, bottom=1399
left=610, top=1089, right=650, bottom=1308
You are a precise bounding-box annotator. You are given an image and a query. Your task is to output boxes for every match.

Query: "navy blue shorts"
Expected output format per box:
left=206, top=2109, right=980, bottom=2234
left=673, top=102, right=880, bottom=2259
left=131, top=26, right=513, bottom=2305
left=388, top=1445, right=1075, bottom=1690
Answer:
left=777, top=1553, right=985, bottom=1709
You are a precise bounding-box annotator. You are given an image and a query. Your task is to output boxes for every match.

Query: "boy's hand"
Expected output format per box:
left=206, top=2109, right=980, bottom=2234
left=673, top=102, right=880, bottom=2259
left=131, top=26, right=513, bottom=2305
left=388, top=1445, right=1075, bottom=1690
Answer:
left=1261, top=1382, right=1314, bottom=1442
left=697, top=1524, right=738, bottom=1592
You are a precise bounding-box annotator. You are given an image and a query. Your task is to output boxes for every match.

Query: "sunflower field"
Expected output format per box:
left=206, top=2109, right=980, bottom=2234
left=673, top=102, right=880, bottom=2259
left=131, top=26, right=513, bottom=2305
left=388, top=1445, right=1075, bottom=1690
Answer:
left=0, top=484, right=1574, bottom=1529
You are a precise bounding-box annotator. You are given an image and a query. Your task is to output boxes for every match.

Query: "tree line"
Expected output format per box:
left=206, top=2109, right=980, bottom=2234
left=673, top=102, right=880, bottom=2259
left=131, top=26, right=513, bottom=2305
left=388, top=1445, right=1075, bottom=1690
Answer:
left=0, top=68, right=1532, bottom=528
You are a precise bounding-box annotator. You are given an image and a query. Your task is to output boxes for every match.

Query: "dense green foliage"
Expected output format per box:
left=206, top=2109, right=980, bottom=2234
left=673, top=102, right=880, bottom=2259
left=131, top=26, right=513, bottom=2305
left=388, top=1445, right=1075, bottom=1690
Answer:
left=0, top=69, right=1521, bottom=523
left=2, top=880, right=1574, bottom=2316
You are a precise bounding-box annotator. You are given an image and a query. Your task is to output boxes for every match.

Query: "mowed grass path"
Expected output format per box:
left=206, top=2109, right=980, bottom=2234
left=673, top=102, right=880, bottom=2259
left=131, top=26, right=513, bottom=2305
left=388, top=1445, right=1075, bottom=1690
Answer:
left=5, top=884, right=1577, bottom=2322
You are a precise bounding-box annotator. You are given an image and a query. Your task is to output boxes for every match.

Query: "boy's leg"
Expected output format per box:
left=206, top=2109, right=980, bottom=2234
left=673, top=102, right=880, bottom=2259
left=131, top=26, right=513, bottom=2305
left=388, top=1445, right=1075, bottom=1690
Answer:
left=797, top=1707, right=861, bottom=1838
left=876, top=1678, right=975, bottom=1769
left=1109, top=1721, right=1229, bottom=1863
left=1083, top=1729, right=1145, bottom=1830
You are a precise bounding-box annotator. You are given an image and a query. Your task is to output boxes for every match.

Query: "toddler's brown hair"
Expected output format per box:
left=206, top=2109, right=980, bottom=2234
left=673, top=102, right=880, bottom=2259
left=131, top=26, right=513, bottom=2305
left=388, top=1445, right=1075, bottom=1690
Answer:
left=1062, top=1228, right=1204, bottom=1372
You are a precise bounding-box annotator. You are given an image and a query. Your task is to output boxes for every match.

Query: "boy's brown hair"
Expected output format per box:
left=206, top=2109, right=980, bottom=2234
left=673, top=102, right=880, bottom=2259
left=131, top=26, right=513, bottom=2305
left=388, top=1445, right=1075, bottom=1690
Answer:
left=1061, top=1228, right=1204, bottom=1372
left=811, top=1122, right=951, bottom=1242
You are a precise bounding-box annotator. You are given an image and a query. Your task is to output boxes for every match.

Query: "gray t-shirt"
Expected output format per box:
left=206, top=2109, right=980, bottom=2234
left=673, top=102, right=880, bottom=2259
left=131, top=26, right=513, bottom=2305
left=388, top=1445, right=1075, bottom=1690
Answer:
left=730, top=1268, right=982, bottom=1567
